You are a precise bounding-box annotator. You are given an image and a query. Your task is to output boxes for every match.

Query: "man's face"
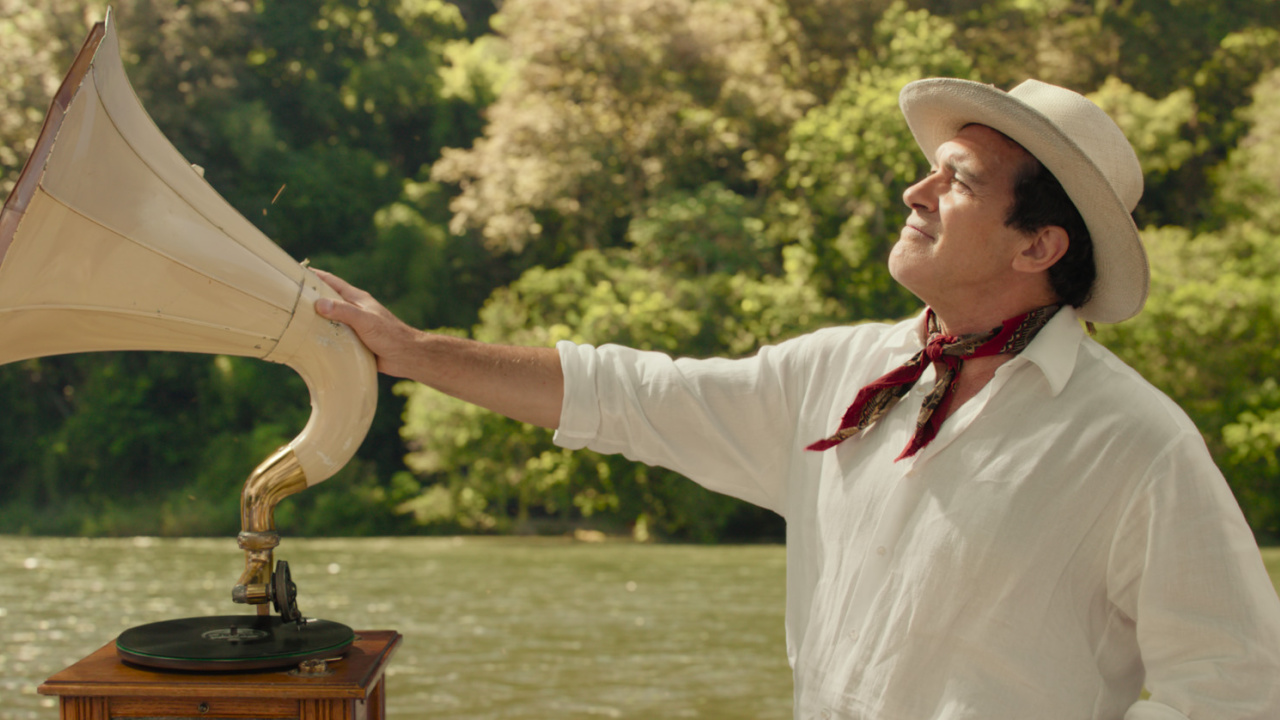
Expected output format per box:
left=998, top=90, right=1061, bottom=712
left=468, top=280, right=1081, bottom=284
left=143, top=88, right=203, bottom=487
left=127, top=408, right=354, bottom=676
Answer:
left=888, top=124, right=1036, bottom=314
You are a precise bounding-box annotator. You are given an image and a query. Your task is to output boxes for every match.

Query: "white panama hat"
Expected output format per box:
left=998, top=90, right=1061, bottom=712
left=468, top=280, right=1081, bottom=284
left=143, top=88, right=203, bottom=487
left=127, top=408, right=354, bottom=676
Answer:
left=898, top=78, right=1149, bottom=324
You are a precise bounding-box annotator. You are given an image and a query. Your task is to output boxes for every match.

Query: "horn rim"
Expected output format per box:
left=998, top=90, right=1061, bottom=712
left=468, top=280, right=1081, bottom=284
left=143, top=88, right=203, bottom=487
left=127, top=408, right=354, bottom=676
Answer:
left=0, top=18, right=109, bottom=265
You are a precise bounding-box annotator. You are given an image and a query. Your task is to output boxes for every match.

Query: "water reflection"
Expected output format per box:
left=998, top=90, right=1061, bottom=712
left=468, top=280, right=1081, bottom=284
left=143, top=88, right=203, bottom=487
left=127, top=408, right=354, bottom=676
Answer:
left=1, top=536, right=790, bottom=719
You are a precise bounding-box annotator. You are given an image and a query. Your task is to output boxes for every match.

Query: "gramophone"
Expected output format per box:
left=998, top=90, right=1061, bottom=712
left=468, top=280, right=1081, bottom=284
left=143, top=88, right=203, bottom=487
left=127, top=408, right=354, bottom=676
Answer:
left=1, top=11, right=377, bottom=671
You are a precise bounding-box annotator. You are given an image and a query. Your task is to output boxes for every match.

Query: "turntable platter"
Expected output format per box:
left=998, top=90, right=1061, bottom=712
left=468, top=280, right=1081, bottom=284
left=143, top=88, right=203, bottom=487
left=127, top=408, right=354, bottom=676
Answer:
left=116, top=615, right=355, bottom=671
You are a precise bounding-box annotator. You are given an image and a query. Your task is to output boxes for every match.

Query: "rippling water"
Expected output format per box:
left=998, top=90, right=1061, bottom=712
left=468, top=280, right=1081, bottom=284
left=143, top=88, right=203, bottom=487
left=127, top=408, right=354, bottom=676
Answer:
left=1, top=536, right=790, bottom=719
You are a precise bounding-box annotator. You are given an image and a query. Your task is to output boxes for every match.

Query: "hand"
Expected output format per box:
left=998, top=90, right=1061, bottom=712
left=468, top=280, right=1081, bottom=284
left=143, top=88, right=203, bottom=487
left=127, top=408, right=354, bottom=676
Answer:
left=312, top=268, right=564, bottom=428
left=312, top=269, right=423, bottom=379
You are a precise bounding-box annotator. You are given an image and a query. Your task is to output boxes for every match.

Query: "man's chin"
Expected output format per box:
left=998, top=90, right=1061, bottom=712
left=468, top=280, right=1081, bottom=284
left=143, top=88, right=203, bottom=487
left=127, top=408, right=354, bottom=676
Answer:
left=886, top=249, right=916, bottom=290
left=888, top=247, right=937, bottom=300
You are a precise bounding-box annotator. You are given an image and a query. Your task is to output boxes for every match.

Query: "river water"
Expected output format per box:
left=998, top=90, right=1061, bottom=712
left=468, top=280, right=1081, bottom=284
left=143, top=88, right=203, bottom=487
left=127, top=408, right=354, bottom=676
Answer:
left=1, top=536, right=791, bottom=719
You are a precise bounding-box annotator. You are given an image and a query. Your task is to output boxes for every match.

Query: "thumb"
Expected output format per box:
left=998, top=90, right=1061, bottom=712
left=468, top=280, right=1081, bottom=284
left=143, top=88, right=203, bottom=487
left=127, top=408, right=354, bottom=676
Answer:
left=315, top=297, right=359, bottom=327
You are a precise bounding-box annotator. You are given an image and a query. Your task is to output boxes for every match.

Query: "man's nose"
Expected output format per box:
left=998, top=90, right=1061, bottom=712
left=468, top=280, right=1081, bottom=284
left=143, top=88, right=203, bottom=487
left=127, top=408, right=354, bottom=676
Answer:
left=902, top=174, right=937, bottom=213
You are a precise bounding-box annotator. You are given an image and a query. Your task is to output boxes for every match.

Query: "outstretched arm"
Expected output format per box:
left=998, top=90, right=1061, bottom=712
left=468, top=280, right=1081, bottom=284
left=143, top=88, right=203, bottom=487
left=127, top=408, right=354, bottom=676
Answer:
left=312, top=269, right=564, bottom=429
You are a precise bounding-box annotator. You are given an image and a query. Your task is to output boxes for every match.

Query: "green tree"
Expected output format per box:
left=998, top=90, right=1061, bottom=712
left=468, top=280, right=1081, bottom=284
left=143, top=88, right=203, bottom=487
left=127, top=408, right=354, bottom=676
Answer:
left=1097, top=0, right=1280, bottom=99
left=768, top=2, right=974, bottom=321
left=6, top=0, right=1280, bottom=541
left=431, top=0, right=827, bottom=259
left=1096, top=69, right=1280, bottom=538
left=934, top=0, right=1115, bottom=91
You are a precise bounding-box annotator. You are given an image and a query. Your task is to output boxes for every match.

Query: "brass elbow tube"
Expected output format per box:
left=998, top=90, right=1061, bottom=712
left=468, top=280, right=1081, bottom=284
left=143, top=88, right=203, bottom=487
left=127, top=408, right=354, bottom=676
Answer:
left=232, top=446, right=307, bottom=608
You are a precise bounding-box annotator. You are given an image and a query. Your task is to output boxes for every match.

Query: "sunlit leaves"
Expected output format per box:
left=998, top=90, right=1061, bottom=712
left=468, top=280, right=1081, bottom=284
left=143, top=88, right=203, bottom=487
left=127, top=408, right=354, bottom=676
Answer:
left=1089, top=78, right=1196, bottom=177
left=628, top=183, right=771, bottom=277
left=1212, top=68, right=1280, bottom=231
left=1098, top=121, right=1280, bottom=535
left=0, top=0, right=79, bottom=191
left=770, top=2, right=972, bottom=320
left=432, top=0, right=819, bottom=255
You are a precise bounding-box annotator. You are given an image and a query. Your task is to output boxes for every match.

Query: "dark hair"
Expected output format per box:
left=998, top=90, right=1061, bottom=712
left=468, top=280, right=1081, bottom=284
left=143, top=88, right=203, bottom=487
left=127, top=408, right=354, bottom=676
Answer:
left=1004, top=159, right=1095, bottom=308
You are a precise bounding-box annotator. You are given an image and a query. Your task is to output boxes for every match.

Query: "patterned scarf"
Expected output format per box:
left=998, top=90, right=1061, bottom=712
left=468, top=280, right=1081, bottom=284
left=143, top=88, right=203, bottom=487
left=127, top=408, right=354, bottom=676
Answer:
left=807, top=305, right=1061, bottom=460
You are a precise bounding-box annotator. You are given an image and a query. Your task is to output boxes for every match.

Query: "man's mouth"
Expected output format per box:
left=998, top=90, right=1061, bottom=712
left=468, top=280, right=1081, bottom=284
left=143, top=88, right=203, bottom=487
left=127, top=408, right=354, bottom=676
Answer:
left=905, top=224, right=935, bottom=241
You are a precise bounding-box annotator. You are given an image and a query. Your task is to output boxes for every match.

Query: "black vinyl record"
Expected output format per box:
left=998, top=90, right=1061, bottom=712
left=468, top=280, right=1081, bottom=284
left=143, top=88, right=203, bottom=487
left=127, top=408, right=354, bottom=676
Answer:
left=116, top=615, right=354, bottom=671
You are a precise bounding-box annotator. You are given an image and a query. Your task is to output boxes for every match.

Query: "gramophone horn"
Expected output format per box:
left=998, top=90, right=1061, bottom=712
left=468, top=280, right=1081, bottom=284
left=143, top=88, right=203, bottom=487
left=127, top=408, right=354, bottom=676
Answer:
left=0, top=11, right=378, bottom=605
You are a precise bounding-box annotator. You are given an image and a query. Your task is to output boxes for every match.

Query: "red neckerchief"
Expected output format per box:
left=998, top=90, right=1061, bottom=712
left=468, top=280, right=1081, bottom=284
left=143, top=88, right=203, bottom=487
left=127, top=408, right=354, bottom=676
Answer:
left=807, top=305, right=1060, bottom=460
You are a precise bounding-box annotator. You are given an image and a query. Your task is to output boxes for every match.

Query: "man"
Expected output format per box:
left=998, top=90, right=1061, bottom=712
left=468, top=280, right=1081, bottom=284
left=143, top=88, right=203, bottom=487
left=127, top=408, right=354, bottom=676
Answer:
left=314, top=79, right=1280, bottom=718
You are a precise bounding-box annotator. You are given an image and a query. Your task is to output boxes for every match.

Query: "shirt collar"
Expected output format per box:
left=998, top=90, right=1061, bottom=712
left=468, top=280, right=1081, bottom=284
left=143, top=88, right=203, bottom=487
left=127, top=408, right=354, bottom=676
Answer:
left=1004, top=305, right=1084, bottom=397
left=912, top=305, right=1085, bottom=398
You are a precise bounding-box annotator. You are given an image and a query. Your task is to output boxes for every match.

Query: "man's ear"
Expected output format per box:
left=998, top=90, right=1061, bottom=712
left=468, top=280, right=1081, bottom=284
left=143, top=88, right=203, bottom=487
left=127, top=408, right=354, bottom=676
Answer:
left=1013, top=225, right=1068, bottom=274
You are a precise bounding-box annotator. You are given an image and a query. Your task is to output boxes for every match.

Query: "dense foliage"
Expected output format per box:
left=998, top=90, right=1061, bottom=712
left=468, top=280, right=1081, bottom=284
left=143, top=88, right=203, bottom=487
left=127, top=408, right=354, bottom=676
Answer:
left=1, top=0, right=1278, bottom=541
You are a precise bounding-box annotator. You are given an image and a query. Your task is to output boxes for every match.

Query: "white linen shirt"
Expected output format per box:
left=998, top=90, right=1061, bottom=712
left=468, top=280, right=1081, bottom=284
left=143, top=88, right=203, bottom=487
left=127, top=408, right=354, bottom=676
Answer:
left=553, top=307, right=1280, bottom=720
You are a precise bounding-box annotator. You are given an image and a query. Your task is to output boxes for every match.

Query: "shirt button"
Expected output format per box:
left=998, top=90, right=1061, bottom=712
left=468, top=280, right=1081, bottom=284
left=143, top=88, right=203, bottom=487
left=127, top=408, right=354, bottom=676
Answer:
left=847, top=628, right=859, bottom=642
left=876, top=546, right=887, bottom=556
left=820, top=710, right=833, bottom=720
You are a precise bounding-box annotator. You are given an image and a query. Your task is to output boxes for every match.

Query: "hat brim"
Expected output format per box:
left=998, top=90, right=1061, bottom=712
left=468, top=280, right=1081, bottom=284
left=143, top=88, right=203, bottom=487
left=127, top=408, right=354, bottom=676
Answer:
left=898, top=79, right=1148, bottom=324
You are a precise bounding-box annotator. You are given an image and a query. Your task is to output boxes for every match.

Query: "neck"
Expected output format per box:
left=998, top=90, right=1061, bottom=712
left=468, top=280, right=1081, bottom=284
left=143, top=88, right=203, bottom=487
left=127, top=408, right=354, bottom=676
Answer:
left=933, top=311, right=1005, bottom=337
left=915, top=272, right=1061, bottom=335
left=926, top=302, right=1061, bottom=420
left=930, top=297, right=1060, bottom=337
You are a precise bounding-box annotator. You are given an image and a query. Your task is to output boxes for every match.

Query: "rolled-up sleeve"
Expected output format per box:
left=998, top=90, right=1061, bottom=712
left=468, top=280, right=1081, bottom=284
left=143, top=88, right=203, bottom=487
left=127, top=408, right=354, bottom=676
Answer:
left=553, top=339, right=604, bottom=450
left=551, top=340, right=803, bottom=514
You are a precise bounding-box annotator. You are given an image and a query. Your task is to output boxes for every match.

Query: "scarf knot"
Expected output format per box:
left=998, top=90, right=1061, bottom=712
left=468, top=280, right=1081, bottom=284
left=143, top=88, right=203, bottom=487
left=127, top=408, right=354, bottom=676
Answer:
left=806, top=305, right=1061, bottom=460
left=924, top=335, right=956, bottom=363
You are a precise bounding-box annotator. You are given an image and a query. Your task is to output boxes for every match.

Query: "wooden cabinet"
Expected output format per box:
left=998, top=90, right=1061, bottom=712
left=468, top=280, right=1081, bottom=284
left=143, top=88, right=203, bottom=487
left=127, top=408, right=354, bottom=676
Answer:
left=38, top=630, right=401, bottom=720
